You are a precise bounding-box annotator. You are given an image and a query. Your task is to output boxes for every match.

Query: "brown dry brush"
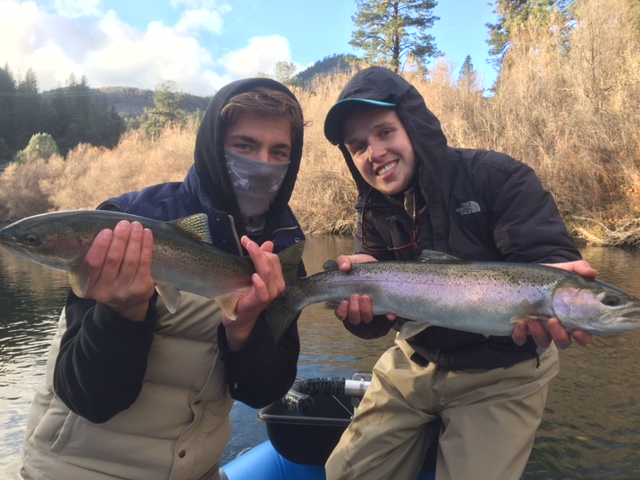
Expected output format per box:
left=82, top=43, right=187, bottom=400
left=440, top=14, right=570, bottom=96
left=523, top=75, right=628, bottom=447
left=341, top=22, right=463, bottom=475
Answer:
left=291, top=79, right=360, bottom=235
left=487, top=0, right=640, bottom=246
left=1, top=0, right=639, bottom=246
left=421, top=0, right=640, bottom=247
left=0, top=125, right=196, bottom=220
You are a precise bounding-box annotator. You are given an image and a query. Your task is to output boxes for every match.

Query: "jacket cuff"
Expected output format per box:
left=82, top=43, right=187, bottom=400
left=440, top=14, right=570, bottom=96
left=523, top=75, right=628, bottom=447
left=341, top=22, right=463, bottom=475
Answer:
left=90, top=300, right=157, bottom=352
left=218, top=315, right=272, bottom=359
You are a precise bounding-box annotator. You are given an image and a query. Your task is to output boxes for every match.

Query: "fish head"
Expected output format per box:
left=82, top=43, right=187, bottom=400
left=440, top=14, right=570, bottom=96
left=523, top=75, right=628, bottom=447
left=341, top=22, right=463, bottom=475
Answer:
left=552, top=277, right=640, bottom=334
left=0, top=212, right=91, bottom=271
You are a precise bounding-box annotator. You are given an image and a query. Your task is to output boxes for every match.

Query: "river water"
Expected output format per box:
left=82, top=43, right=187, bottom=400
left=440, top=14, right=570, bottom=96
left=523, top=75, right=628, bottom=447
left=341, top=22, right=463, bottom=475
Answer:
left=1, top=236, right=639, bottom=479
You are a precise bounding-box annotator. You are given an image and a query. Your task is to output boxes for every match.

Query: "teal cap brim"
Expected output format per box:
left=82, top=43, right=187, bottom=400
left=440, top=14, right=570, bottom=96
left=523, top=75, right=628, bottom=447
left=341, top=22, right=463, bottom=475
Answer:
left=324, top=98, right=396, bottom=145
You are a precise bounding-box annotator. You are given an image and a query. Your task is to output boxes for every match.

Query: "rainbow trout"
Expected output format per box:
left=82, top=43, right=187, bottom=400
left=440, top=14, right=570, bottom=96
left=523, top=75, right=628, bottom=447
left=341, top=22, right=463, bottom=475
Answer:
left=0, top=210, right=304, bottom=341
left=268, top=251, right=640, bottom=337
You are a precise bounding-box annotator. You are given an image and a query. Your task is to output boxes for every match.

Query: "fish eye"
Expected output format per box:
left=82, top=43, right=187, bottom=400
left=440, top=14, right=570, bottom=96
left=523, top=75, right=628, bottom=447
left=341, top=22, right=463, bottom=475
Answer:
left=601, top=294, right=621, bottom=307
left=23, top=234, right=41, bottom=246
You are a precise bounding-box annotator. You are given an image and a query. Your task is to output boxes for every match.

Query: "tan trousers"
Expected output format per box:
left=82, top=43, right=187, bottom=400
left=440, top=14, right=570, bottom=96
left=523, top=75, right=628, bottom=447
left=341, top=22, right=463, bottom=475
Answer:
left=325, top=341, right=559, bottom=480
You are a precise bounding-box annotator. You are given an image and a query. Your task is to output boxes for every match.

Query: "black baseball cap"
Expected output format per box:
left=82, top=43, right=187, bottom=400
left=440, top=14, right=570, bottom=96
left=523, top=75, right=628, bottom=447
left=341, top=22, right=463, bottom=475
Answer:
left=324, top=98, right=396, bottom=145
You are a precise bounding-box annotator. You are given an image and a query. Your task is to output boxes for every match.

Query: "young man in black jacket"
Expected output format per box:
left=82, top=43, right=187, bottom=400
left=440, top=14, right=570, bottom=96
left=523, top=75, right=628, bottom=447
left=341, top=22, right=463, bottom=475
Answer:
left=21, top=78, right=306, bottom=480
left=323, top=66, right=595, bottom=480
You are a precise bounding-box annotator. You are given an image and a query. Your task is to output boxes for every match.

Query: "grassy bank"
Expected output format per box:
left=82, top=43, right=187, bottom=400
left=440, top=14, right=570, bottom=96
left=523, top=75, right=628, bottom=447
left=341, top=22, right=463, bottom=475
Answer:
left=1, top=0, right=639, bottom=247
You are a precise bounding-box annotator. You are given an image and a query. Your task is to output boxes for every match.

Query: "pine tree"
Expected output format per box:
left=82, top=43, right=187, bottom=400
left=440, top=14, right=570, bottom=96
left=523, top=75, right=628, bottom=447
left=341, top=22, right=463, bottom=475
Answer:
left=52, top=74, right=93, bottom=153
left=350, top=0, right=441, bottom=72
left=457, top=55, right=479, bottom=92
left=487, top=0, right=573, bottom=67
left=14, top=68, right=43, bottom=151
left=143, top=81, right=187, bottom=139
left=0, top=64, right=17, bottom=158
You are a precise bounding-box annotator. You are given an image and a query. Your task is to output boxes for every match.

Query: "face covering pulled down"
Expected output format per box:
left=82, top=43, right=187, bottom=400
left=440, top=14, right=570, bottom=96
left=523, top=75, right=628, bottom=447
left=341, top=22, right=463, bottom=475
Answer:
left=225, top=150, right=290, bottom=234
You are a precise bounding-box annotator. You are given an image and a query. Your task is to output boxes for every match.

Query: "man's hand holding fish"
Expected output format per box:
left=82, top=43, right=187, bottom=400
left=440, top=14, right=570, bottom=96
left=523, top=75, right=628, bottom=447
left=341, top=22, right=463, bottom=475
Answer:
left=514, top=259, right=598, bottom=349
left=79, top=220, right=155, bottom=323
left=222, top=236, right=287, bottom=351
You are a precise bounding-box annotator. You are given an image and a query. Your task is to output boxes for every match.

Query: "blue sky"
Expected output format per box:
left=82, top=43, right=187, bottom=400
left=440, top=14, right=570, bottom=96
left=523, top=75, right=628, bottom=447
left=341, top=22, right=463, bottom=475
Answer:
left=0, top=0, right=499, bottom=96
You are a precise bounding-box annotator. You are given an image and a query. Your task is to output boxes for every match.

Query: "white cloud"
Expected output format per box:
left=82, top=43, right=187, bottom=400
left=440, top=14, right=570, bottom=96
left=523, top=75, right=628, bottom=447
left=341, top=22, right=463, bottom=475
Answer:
left=0, top=0, right=294, bottom=96
left=90, top=13, right=222, bottom=91
left=219, top=35, right=292, bottom=78
left=170, top=0, right=225, bottom=9
left=0, top=1, right=88, bottom=85
left=53, top=0, right=102, bottom=18
left=174, top=7, right=228, bottom=36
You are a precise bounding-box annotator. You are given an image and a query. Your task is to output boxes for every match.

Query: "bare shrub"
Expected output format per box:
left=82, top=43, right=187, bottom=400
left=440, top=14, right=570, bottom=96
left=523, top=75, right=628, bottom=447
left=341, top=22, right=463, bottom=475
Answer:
left=0, top=156, right=63, bottom=220
left=470, top=0, right=640, bottom=244
left=42, top=125, right=195, bottom=210
left=292, top=73, right=361, bottom=235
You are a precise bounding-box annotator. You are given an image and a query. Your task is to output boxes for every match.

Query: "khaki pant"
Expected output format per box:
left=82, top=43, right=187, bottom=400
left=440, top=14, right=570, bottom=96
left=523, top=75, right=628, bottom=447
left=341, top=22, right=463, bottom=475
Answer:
left=21, top=463, right=221, bottom=480
left=325, top=341, right=559, bottom=480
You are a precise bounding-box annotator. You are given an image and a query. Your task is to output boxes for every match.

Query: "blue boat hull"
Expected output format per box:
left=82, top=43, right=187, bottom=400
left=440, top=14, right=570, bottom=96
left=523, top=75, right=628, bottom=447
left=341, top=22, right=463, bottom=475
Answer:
left=221, top=378, right=436, bottom=479
left=220, top=375, right=528, bottom=479
left=221, top=441, right=435, bottom=480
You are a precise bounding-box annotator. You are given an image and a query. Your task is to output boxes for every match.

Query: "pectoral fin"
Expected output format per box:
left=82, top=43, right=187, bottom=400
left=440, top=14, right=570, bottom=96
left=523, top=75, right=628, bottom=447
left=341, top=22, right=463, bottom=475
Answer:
left=509, top=300, right=551, bottom=324
left=396, top=319, right=431, bottom=341
left=156, top=284, right=182, bottom=314
left=68, top=265, right=91, bottom=297
left=215, top=288, right=251, bottom=320
left=510, top=314, right=545, bottom=324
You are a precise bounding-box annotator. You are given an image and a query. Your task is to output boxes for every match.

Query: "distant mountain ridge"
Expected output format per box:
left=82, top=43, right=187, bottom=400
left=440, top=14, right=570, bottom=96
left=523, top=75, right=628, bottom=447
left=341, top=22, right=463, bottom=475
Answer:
left=42, top=86, right=211, bottom=118
left=293, top=53, right=358, bottom=87
left=40, top=54, right=356, bottom=118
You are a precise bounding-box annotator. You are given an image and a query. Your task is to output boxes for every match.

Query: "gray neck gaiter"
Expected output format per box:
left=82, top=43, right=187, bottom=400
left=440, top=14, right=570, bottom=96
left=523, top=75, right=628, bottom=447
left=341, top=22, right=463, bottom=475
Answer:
left=225, top=150, right=290, bottom=234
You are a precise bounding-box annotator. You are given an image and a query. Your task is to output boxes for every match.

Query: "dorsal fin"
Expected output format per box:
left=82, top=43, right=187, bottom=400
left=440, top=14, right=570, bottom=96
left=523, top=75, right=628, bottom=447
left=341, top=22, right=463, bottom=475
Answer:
left=170, top=214, right=213, bottom=243
left=418, top=250, right=462, bottom=263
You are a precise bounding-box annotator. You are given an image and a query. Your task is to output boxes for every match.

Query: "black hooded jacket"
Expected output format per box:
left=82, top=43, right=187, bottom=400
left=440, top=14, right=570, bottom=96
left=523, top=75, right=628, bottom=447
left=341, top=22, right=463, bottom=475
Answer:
left=328, top=67, right=581, bottom=369
left=194, top=77, right=303, bottom=245
left=53, top=78, right=306, bottom=422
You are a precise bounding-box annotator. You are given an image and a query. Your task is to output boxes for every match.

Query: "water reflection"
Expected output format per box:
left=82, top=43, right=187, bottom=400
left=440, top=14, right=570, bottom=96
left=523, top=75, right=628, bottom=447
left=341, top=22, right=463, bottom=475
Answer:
left=529, top=246, right=640, bottom=479
left=0, top=252, right=68, bottom=479
left=1, top=241, right=640, bottom=478
left=296, top=235, right=395, bottom=376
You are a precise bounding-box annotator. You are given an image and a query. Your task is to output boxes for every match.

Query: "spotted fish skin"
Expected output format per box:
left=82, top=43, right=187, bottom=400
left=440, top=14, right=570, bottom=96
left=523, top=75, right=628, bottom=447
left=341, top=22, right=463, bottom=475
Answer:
left=0, top=210, right=304, bottom=341
left=270, top=251, right=640, bottom=337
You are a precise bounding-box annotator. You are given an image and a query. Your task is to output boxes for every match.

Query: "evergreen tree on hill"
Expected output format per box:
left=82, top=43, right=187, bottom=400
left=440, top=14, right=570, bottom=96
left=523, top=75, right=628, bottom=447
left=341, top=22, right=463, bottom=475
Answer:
left=0, top=64, right=17, bottom=160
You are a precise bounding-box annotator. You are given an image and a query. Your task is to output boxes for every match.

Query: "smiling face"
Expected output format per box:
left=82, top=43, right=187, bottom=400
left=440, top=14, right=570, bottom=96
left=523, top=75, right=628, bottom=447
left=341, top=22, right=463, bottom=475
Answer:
left=342, top=106, right=416, bottom=196
left=223, top=112, right=292, bottom=164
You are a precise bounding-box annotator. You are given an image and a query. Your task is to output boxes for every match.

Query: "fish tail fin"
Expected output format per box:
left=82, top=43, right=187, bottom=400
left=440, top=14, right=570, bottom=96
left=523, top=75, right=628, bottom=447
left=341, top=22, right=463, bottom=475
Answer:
left=265, top=291, right=301, bottom=343
left=278, top=240, right=305, bottom=285
left=266, top=241, right=305, bottom=342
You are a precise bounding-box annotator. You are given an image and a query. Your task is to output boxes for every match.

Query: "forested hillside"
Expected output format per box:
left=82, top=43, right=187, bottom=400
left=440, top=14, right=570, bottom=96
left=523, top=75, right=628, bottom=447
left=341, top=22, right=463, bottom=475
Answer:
left=43, top=86, right=211, bottom=118
left=0, top=55, right=355, bottom=163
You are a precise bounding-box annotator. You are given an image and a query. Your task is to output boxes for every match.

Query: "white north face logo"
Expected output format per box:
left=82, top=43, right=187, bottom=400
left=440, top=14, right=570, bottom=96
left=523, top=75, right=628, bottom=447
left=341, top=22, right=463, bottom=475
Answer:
left=456, top=201, right=481, bottom=215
